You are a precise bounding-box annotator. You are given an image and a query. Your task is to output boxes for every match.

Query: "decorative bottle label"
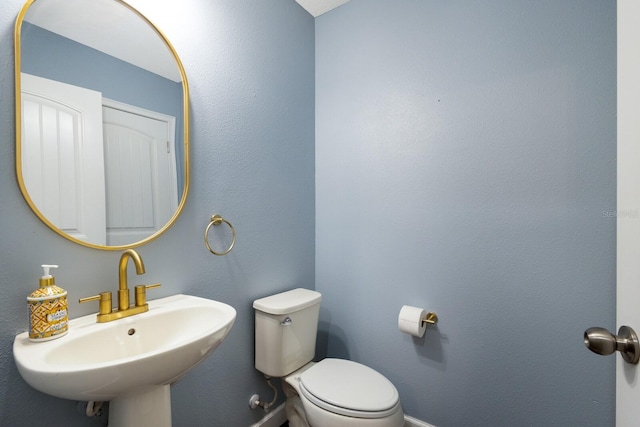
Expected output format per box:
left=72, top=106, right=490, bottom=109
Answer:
left=28, top=287, right=68, bottom=341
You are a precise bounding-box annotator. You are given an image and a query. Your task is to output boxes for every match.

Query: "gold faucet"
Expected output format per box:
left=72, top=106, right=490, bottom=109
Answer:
left=118, top=249, right=145, bottom=310
left=79, top=249, right=161, bottom=323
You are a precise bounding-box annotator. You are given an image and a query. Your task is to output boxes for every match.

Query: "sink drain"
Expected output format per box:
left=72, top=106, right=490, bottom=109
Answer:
left=127, top=328, right=136, bottom=336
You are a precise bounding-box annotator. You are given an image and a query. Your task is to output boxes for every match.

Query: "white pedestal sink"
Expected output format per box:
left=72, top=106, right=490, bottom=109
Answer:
left=14, top=294, right=236, bottom=427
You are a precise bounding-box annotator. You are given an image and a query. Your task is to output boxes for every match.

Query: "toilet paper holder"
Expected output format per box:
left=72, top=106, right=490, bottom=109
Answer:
left=398, top=305, right=439, bottom=338
left=422, top=312, right=438, bottom=325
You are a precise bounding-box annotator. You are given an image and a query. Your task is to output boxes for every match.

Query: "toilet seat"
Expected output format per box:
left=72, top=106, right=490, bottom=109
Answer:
left=298, top=359, right=400, bottom=419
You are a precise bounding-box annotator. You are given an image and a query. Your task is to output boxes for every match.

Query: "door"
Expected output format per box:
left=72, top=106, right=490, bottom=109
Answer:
left=20, top=73, right=107, bottom=244
left=617, top=0, right=640, bottom=424
left=102, top=103, right=178, bottom=246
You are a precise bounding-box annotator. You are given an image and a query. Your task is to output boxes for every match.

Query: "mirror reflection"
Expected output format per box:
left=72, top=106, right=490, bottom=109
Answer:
left=16, top=0, right=189, bottom=249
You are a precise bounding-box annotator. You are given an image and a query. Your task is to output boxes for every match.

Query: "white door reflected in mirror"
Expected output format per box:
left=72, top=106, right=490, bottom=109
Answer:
left=102, top=103, right=178, bottom=246
left=21, top=74, right=178, bottom=246
left=21, top=73, right=107, bottom=244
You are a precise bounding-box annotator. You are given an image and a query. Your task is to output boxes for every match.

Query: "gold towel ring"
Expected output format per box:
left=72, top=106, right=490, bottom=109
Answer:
left=204, top=214, right=236, bottom=256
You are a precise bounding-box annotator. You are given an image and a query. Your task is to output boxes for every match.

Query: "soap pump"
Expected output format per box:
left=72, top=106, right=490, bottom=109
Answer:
left=27, top=264, right=69, bottom=342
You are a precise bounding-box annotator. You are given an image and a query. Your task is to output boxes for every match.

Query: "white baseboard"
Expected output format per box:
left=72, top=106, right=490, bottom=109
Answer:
left=249, top=403, right=287, bottom=427
left=250, top=404, right=435, bottom=427
left=404, top=414, right=437, bottom=427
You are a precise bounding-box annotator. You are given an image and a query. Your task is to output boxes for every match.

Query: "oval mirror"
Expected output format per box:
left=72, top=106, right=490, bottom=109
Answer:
left=14, top=0, right=190, bottom=250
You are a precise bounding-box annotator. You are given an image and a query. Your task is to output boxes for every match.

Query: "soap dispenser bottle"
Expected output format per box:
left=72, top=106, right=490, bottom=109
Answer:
left=27, top=264, right=69, bottom=342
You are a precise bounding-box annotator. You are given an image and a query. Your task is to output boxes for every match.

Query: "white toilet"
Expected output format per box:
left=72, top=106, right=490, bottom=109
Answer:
left=253, top=288, right=404, bottom=427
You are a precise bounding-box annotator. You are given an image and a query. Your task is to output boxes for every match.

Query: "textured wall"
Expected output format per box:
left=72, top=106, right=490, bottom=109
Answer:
left=315, top=1, right=616, bottom=426
left=0, top=0, right=314, bottom=426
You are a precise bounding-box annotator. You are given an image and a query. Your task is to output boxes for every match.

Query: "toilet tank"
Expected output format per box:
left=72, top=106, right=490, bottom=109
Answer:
left=253, top=288, right=322, bottom=377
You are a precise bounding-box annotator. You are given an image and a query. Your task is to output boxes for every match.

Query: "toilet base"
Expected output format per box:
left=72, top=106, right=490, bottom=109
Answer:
left=283, top=382, right=310, bottom=427
left=303, top=397, right=404, bottom=427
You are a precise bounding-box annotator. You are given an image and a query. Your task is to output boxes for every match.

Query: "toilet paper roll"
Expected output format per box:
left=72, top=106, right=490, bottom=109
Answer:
left=398, top=305, right=427, bottom=337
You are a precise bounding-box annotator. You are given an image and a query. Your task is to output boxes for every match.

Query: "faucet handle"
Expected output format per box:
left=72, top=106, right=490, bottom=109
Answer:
left=134, top=283, right=161, bottom=307
left=79, top=292, right=113, bottom=315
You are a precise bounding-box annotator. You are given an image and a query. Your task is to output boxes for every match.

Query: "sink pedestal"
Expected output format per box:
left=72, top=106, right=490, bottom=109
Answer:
left=109, top=385, right=171, bottom=427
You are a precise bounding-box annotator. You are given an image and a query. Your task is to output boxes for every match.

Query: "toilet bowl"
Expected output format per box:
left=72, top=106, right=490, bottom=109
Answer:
left=253, top=288, right=404, bottom=427
left=286, top=359, right=404, bottom=427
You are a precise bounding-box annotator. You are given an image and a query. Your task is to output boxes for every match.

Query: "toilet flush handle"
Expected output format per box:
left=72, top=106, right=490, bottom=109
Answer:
left=281, top=317, right=292, bottom=326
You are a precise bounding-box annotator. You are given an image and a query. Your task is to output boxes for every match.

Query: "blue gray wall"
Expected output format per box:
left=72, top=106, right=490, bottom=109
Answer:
left=0, top=0, right=314, bottom=425
left=315, top=1, right=616, bottom=426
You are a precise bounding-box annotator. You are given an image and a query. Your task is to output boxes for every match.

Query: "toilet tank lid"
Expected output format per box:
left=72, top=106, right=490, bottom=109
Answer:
left=253, top=288, right=321, bottom=315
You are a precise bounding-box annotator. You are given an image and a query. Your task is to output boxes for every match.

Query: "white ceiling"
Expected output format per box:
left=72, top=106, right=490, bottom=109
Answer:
left=295, top=0, right=350, bottom=17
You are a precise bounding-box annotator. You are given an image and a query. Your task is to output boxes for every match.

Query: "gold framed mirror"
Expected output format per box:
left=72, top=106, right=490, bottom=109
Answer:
left=14, top=0, right=190, bottom=250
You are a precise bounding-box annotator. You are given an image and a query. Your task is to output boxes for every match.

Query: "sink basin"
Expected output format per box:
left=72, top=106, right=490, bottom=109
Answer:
left=14, top=294, right=236, bottom=426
